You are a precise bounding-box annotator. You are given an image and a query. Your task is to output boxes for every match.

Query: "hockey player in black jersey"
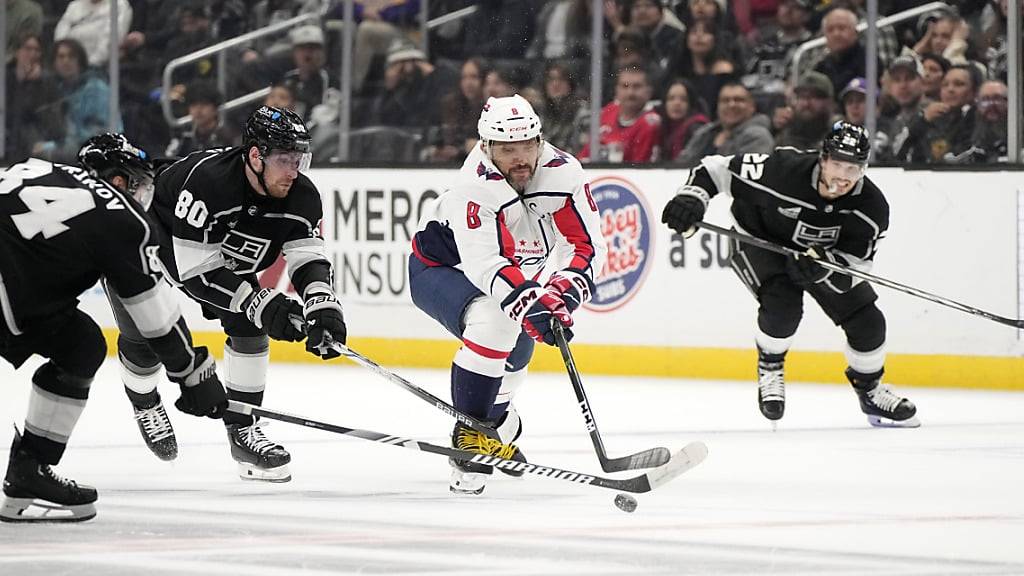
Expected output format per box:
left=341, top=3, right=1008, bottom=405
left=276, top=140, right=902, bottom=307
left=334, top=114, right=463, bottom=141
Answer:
left=662, top=121, right=919, bottom=428
left=114, top=106, right=346, bottom=482
left=0, top=136, right=228, bottom=523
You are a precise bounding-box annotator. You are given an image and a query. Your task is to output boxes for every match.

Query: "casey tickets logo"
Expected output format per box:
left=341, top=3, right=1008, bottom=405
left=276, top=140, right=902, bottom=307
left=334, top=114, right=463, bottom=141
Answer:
left=585, top=176, right=653, bottom=312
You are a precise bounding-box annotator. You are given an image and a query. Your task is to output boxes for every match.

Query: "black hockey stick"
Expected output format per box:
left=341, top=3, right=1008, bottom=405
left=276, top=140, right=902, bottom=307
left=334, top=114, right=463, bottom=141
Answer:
left=320, top=337, right=502, bottom=439
left=552, top=322, right=673, bottom=472
left=698, top=221, right=1024, bottom=329
left=227, top=400, right=707, bottom=494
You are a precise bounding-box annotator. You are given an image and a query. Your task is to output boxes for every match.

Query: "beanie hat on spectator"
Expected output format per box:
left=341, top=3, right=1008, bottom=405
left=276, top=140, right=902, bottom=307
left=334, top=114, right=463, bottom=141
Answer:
left=386, top=40, right=426, bottom=66
left=795, top=72, right=834, bottom=100
left=839, top=77, right=867, bottom=102
left=290, top=25, right=325, bottom=47
left=888, top=55, right=924, bottom=77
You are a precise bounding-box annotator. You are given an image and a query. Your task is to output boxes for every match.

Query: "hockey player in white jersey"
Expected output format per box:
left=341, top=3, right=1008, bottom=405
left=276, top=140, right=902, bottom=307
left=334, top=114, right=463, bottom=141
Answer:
left=409, top=95, right=607, bottom=494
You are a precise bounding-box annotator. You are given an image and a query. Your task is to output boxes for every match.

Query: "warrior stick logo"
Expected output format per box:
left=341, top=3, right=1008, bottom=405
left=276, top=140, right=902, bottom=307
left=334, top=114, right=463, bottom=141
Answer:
left=585, top=176, right=654, bottom=312
left=470, top=455, right=596, bottom=484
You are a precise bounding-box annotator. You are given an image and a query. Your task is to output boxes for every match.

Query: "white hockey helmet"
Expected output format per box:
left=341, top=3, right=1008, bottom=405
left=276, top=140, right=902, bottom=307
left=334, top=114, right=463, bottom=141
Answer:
left=477, top=94, right=542, bottom=143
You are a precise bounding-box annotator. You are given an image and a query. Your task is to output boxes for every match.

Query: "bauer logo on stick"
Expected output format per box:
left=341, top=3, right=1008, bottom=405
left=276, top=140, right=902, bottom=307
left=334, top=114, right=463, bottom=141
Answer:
left=584, top=176, right=654, bottom=312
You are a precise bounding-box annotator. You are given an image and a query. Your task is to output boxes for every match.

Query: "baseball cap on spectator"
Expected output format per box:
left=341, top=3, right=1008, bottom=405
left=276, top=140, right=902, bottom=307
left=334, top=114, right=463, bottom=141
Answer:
left=888, top=55, right=924, bottom=77
left=785, top=0, right=813, bottom=11
left=795, top=71, right=834, bottom=100
left=290, top=25, right=324, bottom=47
left=839, top=77, right=867, bottom=101
left=386, top=40, right=426, bottom=66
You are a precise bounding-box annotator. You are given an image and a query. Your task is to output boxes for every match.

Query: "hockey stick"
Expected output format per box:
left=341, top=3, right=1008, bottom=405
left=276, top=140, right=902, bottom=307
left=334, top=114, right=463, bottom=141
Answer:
left=698, top=221, right=1024, bottom=330
left=319, top=337, right=501, bottom=439
left=227, top=400, right=707, bottom=494
left=552, top=322, right=673, bottom=472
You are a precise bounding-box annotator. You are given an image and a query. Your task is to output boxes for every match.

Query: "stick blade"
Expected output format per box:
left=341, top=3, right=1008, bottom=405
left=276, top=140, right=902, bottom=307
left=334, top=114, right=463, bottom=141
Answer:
left=601, top=446, right=673, bottom=472
left=644, top=442, right=708, bottom=491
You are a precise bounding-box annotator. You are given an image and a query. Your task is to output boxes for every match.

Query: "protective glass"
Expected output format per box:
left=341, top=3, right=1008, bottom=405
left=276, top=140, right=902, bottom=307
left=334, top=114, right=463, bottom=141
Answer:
left=265, top=150, right=312, bottom=173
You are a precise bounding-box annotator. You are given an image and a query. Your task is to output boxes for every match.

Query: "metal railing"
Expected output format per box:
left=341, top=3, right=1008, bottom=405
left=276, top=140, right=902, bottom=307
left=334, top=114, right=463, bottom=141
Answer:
left=789, top=1, right=948, bottom=83
left=161, top=12, right=321, bottom=128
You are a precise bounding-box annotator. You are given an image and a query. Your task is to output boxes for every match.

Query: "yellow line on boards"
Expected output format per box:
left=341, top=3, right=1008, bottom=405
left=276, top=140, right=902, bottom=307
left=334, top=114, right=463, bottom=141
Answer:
left=101, top=329, right=1024, bottom=391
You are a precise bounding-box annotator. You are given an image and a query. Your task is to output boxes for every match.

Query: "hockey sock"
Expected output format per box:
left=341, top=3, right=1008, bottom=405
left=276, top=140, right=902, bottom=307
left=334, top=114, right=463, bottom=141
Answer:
left=23, top=363, right=92, bottom=465
left=222, top=336, right=269, bottom=426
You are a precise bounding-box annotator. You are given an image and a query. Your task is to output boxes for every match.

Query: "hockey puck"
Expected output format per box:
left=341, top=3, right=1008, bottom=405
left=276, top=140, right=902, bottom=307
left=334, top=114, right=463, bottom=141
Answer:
left=613, top=493, right=638, bottom=513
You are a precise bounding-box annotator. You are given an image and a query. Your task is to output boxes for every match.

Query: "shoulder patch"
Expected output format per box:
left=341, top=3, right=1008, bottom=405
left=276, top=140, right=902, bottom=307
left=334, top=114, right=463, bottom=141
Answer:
left=477, top=162, right=506, bottom=181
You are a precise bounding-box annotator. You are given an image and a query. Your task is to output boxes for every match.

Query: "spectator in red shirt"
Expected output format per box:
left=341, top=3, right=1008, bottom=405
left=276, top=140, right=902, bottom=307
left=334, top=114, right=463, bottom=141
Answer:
left=580, top=64, right=662, bottom=163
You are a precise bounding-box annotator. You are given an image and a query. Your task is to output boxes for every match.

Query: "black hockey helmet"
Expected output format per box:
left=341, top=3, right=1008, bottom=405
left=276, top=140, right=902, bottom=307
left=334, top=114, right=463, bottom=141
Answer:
left=821, top=121, right=871, bottom=165
left=78, top=133, right=156, bottom=204
left=243, top=105, right=311, bottom=159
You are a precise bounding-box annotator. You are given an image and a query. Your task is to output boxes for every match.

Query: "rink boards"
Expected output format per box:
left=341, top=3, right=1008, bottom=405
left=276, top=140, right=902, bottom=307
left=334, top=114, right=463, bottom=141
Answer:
left=81, top=166, right=1024, bottom=390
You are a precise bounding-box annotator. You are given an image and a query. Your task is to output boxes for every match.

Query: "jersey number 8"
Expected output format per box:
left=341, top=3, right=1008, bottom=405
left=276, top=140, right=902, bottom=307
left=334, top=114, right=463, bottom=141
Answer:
left=174, top=190, right=209, bottom=227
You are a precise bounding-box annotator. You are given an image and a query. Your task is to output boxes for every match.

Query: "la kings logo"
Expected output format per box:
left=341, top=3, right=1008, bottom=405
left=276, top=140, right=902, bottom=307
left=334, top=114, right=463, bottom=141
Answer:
left=221, top=230, right=271, bottom=273
left=792, top=222, right=840, bottom=248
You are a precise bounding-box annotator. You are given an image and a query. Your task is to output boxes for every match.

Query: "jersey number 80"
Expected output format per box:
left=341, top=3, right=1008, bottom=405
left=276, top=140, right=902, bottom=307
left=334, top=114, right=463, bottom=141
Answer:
left=175, top=190, right=209, bottom=227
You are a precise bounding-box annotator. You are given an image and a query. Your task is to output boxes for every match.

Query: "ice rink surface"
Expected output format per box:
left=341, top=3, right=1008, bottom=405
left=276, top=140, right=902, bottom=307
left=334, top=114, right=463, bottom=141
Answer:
left=1, top=357, right=1023, bottom=575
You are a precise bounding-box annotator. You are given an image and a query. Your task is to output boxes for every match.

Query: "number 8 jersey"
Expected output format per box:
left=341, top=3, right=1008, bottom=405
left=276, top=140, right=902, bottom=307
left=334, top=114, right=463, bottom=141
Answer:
left=412, top=142, right=607, bottom=305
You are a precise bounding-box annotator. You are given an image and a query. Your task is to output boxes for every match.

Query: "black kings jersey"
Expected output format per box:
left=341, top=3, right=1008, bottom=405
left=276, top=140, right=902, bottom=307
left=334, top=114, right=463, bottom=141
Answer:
left=149, top=147, right=331, bottom=313
left=0, top=158, right=165, bottom=335
left=689, top=148, right=889, bottom=271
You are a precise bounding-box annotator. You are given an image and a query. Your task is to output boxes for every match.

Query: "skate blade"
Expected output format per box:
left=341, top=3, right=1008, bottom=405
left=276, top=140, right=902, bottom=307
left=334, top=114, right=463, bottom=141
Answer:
left=147, top=442, right=178, bottom=462
left=867, top=414, right=921, bottom=428
left=0, top=497, right=96, bottom=523
left=449, top=470, right=487, bottom=495
left=237, top=462, right=292, bottom=482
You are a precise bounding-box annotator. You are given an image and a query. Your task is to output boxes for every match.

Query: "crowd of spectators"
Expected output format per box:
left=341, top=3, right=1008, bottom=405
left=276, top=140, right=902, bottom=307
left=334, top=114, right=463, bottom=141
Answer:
left=2, top=0, right=1020, bottom=166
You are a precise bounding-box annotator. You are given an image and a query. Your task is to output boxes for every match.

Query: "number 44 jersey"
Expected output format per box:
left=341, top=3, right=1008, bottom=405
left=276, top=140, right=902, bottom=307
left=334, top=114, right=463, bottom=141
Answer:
left=0, top=158, right=167, bottom=337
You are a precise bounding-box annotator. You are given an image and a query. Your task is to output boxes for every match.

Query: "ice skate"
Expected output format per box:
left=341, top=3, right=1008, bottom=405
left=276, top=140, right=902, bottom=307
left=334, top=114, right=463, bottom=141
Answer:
left=1, top=430, right=97, bottom=523
left=847, top=369, right=920, bottom=428
left=492, top=405, right=527, bottom=478
left=757, top=353, right=786, bottom=422
left=130, top=393, right=178, bottom=461
left=449, top=421, right=521, bottom=495
left=227, top=420, right=292, bottom=482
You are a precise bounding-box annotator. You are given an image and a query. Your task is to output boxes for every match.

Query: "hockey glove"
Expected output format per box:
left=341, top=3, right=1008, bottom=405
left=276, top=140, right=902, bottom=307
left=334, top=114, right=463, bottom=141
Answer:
left=245, top=288, right=306, bottom=342
left=544, top=269, right=594, bottom=313
left=788, top=246, right=839, bottom=286
left=500, top=281, right=574, bottom=346
left=168, top=346, right=227, bottom=419
left=661, top=185, right=710, bottom=238
left=303, top=287, right=347, bottom=360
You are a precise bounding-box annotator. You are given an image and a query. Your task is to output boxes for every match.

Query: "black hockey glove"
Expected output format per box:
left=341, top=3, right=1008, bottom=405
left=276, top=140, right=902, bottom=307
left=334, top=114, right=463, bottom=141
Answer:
left=788, top=246, right=839, bottom=286
left=544, top=269, right=594, bottom=313
left=168, top=346, right=227, bottom=419
left=245, top=288, right=306, bottom=342
left=303, top=288, right=347, bottom=360
left=661, top=185, right=709, bottom=238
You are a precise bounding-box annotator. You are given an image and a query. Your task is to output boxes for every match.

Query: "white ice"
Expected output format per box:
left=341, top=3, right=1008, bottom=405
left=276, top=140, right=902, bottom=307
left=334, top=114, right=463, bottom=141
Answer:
left=1, top=357, right=1023, bottom=575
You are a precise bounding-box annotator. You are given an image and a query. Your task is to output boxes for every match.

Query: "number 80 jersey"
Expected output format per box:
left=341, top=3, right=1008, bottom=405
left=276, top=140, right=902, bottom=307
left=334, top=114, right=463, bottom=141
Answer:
left=0, top=158, right=164, bottom=334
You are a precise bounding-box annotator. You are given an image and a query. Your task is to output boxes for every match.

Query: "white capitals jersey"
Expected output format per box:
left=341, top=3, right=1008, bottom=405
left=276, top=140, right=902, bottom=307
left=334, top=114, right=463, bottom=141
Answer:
left=412, top=141, right=607, bottom=304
